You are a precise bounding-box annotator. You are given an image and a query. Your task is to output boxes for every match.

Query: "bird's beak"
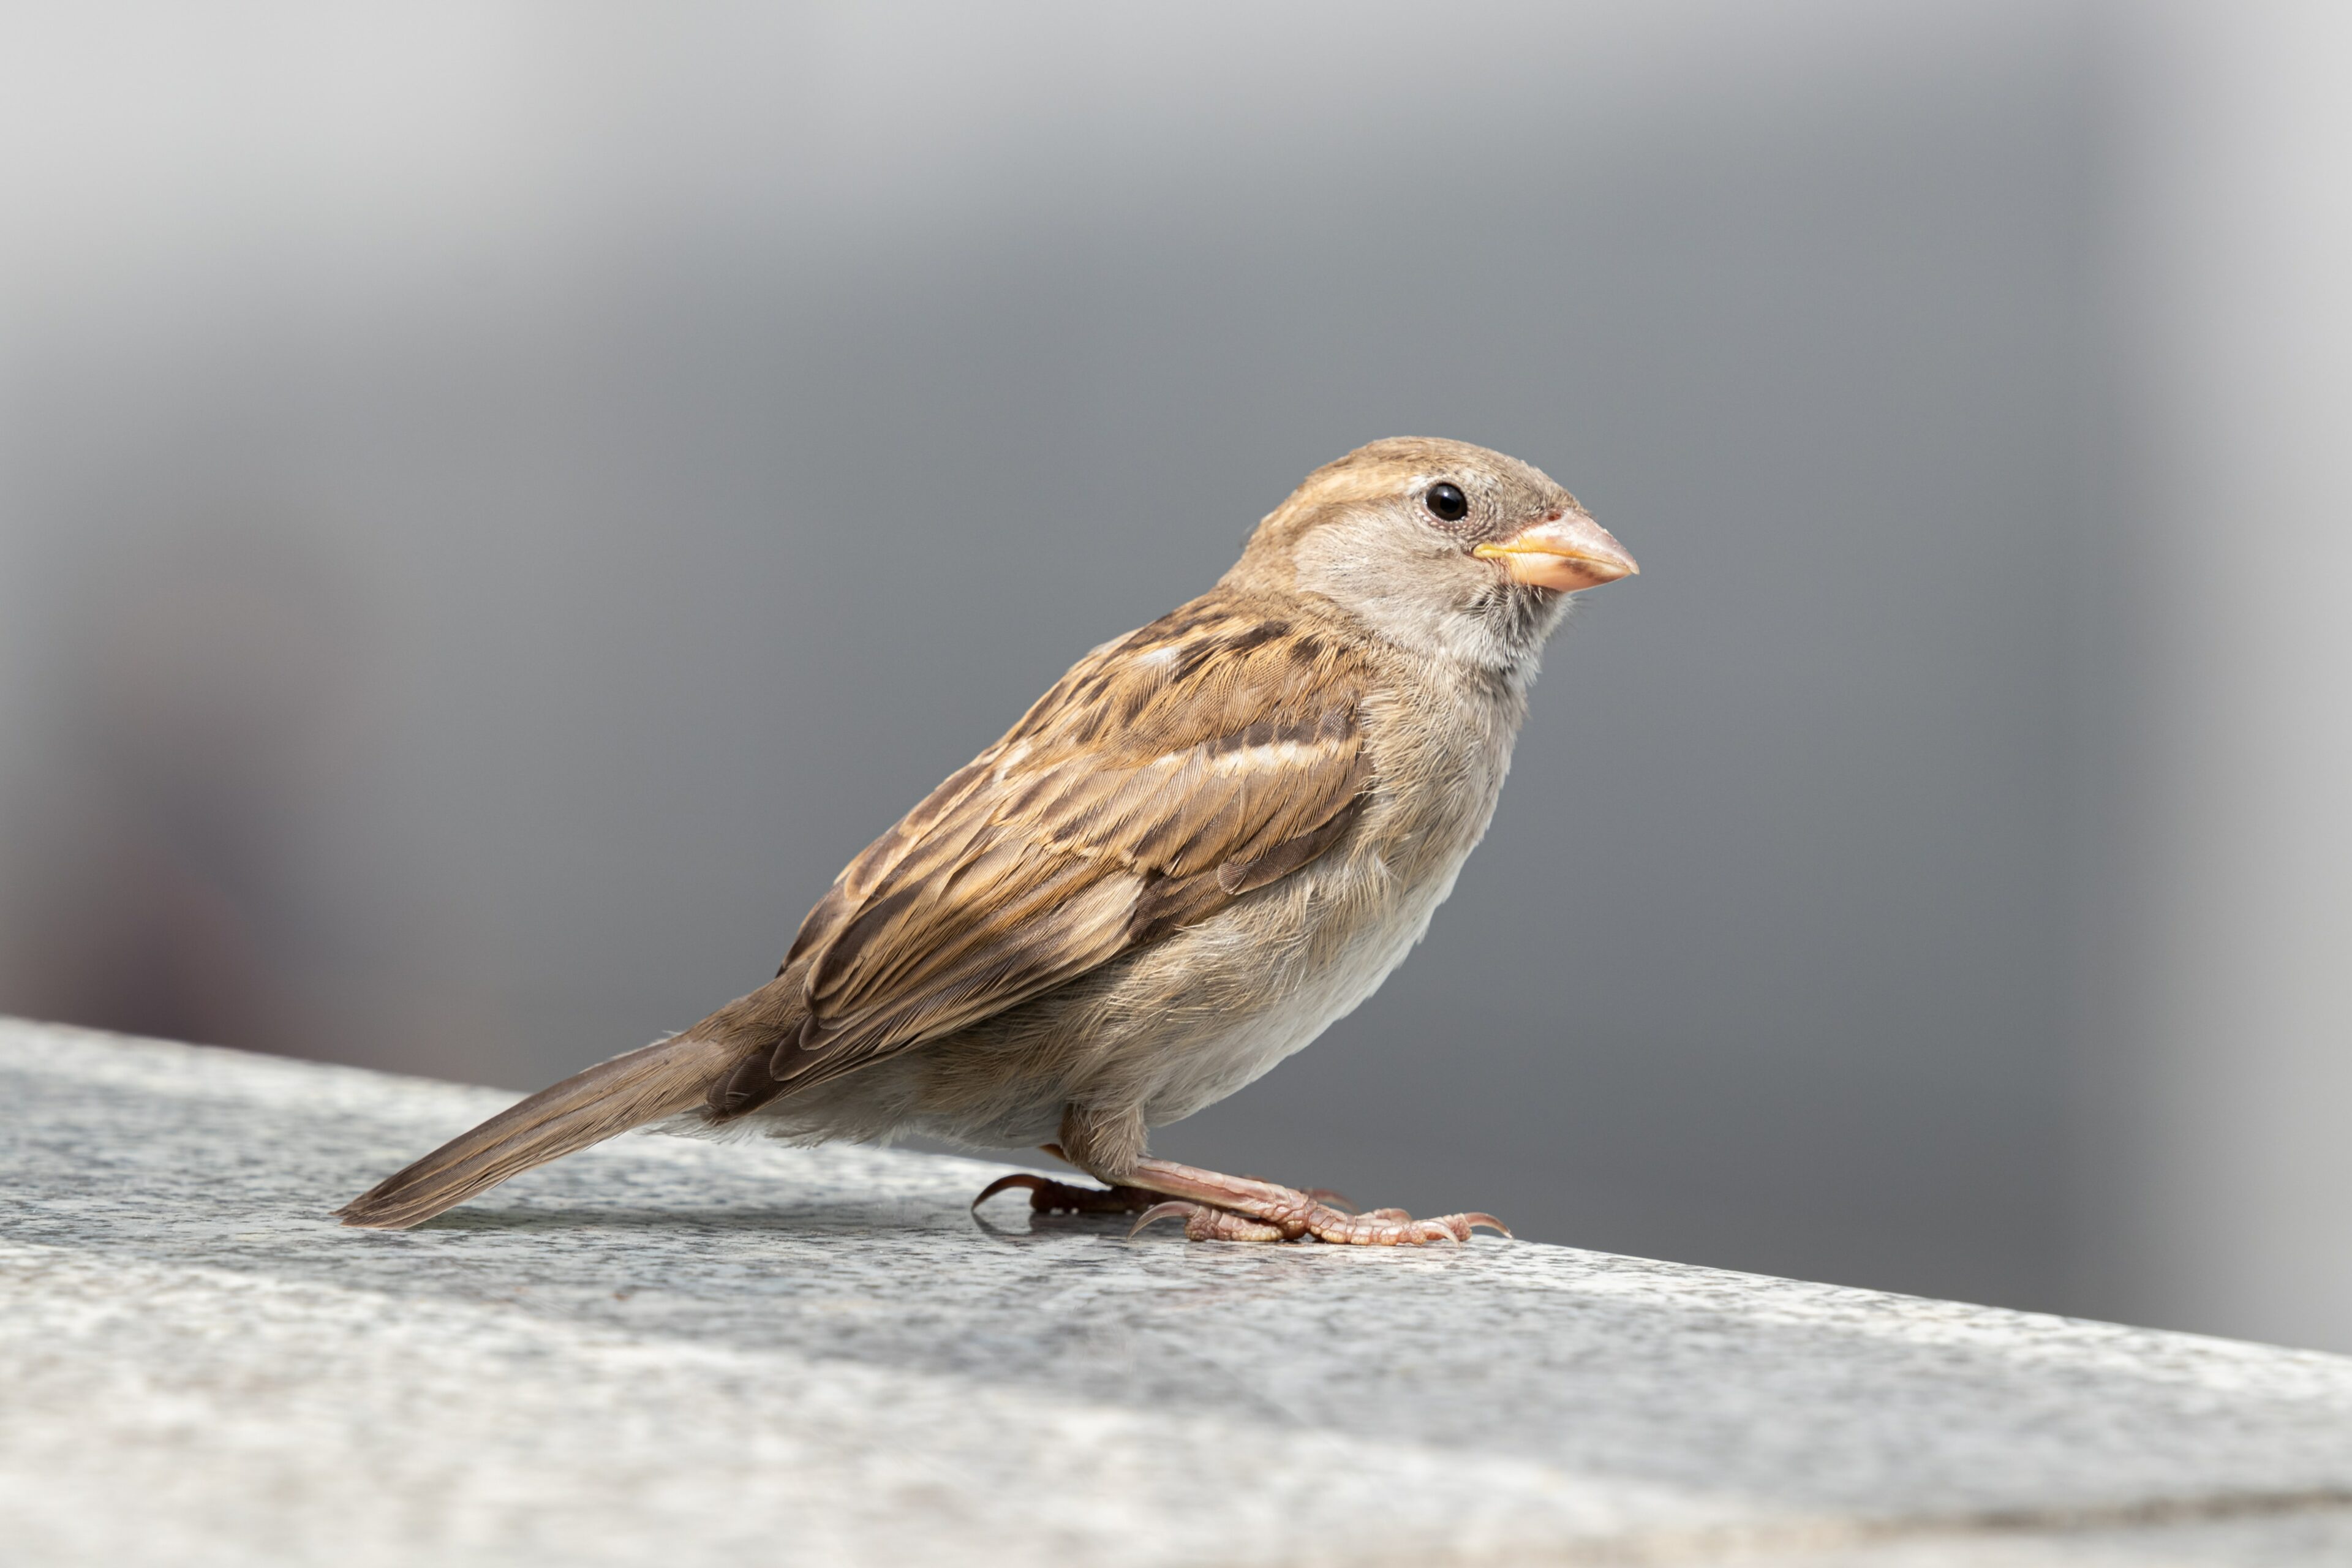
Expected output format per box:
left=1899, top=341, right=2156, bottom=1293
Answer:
left=1472, top=511, right=1640, bottom=593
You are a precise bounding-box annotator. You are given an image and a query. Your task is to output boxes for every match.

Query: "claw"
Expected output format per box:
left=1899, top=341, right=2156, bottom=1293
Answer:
left=971, top=1172, right=1050, bottom=1211
left=1130, top=1201, right=1202, bottom=1237
left=1460, top=1213, right=1512, bottom=1238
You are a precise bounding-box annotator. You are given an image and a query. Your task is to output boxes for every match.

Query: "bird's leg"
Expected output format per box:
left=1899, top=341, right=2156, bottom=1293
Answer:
left=969, top=1166, right=1361, bottom=1223
left=1117, top=1157, right=1509, bottom=1246
left=967, top=1117, right=1495, bottom=1243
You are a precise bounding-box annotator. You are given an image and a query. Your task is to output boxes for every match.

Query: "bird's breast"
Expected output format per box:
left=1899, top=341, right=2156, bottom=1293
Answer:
left=1123, top=680, right=1524, bottom=1126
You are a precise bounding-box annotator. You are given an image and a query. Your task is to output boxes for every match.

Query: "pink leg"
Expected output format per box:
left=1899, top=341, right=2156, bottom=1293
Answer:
left=1118, top=1158, right=1509, bottom=1246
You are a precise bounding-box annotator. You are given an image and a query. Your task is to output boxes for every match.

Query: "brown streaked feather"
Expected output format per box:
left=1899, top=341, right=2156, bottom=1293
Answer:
left=761, top=587, right=1375, bottom=1093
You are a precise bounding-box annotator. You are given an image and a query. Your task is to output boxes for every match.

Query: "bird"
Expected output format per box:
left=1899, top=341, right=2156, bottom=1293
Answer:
left=337, top=437, right=1638, bottom=1243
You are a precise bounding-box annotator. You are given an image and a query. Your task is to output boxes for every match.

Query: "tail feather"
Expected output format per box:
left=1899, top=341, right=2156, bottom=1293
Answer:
left=336, top=1033, right=739, bottom=1229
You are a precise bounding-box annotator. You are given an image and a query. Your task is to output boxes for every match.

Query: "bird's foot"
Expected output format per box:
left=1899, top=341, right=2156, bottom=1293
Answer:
left=971, top=1171, right=1161, bottom=1216
left=1118, top=1157, right=1509, bottom=1246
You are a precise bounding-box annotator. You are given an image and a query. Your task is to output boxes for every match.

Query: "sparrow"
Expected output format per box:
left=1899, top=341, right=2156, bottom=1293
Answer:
left=338, top=437, right=1638, bottom=1243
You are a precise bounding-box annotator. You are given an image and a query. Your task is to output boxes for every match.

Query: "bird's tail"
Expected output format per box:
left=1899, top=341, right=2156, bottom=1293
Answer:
left=336, top=1032, right=739, bottom=1230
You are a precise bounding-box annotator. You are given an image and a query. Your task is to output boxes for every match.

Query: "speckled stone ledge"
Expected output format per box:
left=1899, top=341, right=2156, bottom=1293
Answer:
left=3, top=1016, right=2350, bottom=1567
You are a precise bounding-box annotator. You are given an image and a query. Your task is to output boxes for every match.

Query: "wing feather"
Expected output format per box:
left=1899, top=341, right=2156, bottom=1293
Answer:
left=765, top=592, right=1373, bottom=1090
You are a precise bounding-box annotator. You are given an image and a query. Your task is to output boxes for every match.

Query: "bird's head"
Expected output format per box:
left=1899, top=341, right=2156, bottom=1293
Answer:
left=1227, top=437, right=1638, bottom=675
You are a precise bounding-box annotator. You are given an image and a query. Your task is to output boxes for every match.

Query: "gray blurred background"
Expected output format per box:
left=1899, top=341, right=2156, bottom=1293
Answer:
left=4, top=2, right=2348, bottom=1350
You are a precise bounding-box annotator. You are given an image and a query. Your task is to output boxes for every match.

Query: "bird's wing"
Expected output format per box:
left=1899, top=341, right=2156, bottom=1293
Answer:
left=764, top=594, right=1373, bottom=1091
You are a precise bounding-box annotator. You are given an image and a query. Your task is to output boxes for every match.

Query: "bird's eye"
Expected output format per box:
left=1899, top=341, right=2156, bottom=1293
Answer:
left=1424, top=483, right=1468, bottom=523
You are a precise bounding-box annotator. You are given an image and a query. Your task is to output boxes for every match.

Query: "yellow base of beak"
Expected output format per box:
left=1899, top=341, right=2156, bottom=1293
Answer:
left=1473, top=511, right=1640, bottom=592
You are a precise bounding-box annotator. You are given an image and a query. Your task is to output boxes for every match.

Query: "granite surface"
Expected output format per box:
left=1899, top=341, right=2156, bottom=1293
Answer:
left=3, top=1016, right=2350, bottom=1566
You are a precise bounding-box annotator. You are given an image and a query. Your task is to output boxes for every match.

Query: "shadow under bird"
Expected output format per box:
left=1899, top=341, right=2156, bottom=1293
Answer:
left=339, top=437, right=1639, bottom=1243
